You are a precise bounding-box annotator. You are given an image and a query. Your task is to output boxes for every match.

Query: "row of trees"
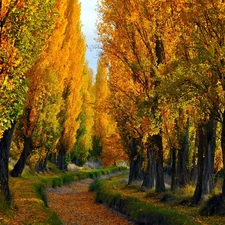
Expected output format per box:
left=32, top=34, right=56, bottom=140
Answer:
left=10, top=0, right=88, bottom=177
left=96, top=0, right=225, bottom=204
left=0, top=0, right=123, bottom=205
left=3, top=0, right=225, bottom=209
left=0, top=0, right=57, bottom=203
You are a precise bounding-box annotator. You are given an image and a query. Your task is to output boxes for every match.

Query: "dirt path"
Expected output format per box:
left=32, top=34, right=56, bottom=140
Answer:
left=46, top=178, right=133, bottom=225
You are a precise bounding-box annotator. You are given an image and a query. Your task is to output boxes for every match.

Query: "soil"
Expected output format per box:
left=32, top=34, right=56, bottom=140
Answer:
left=46, top=178, right=134, bottom=225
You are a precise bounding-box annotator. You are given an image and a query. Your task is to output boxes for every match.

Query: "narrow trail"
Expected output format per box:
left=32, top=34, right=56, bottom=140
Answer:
left=46, top=178, right=133, bottom=225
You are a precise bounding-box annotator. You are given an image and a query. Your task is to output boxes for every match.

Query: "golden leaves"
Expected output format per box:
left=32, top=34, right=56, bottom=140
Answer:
left=47, top=179, right=132, bottom=225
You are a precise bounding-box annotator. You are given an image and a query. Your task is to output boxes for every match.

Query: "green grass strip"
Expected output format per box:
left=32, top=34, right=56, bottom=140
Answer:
left=90, top=179, right=202, bottom=225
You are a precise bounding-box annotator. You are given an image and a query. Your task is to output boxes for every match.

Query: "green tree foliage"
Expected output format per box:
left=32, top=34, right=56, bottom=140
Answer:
left=0, top=0, right=56, bottom=203
left=0, top=0, right=56, bottom=135
left=30, top=70, right=62, bottom=171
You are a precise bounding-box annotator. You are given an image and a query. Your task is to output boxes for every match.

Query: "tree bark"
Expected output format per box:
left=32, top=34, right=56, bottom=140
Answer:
left=191, top=144, right=197, bottom=182
left=10, top=135, right=32, bottom=177
left=221, top=111, right=225, bottom=199
left=58, top=148, right=66, bottom=170
left=35, top=151, right=49, bottom=173
left=171, top=147, right=178, bottom=191
left=193, top=115, right=217, bottom=204
left=128, top=138, right=143, bottom=185
left=154, top=134, right=165, bottom=192
left=0, top=123, right=15, bottom=204
left=202, top=117, right=216, bottom=198
left=193, top=125, right=206, bottom=204
left=11, top=107, right=34, bottom=177
left=177, top=119, right=189, bottom=188
left=141, top=145, right=155, bottom=190
left=49, top=152, right=57, bottom=165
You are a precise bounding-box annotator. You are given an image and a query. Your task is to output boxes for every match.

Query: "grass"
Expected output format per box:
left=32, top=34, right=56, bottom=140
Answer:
left=90, top=174, right=225, bottom=225
left=0, top=166, right=126, bottom=224
left=33, top=183, right=48, bottom=207
left=151, top=184, right=196, bottom=206
left=90, top=179, right=201, bottom=225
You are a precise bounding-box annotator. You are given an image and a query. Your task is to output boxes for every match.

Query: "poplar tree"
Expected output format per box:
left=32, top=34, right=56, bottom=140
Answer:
left=11, top=0, right=86, bottom=175
left=0, top=0, right=56, bottom=203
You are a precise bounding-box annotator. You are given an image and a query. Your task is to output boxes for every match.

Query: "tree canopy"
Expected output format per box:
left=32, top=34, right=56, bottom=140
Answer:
left=1, top=0, right=225, bottom=210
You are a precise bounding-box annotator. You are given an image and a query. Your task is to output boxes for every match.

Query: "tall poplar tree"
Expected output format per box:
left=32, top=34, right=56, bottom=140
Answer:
left=11, top=0, right=86, bottom=175
left=0, top=0, right=56, bottom=202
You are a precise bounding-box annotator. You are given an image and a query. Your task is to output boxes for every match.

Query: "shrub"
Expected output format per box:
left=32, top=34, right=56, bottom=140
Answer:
left=200, top=194, right=225, bottom=216
left=62, top=173, right=75, bottom=184
left=52, top=177, right=63, bottom=188
left=33, top=184, right=48, bottom=207
left=46, top=211, right=62, bottom=225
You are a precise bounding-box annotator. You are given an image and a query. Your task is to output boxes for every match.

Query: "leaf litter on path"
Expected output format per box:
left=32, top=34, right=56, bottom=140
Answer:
left=46, top=178, right=133, bottom=225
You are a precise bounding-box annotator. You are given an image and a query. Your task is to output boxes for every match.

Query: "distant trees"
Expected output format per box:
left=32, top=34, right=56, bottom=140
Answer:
left=93, top=57, right=126, bottom=166
left=71, top=63, right=94, bottom=165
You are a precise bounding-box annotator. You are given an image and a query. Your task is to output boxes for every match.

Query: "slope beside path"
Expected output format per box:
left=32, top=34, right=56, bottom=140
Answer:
left=46, top=178, right=133, bottom=225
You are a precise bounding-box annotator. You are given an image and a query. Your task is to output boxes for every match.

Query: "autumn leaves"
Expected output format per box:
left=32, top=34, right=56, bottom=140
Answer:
left=0, top=0, right=123, bottom=205
left=96, top=0, right=225, bottom=202
left=2, top=0, right=225, bottom=207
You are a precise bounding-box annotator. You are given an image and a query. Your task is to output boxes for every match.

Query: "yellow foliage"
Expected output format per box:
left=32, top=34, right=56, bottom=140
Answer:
left=26, top=0, right=86, bottom=154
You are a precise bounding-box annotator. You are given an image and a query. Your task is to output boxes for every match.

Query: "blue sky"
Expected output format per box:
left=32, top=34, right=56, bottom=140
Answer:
left=79, top=0, right=99, bottom=75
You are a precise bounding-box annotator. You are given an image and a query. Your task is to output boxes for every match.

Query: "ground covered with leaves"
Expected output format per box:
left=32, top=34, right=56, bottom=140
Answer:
left=0, top=175, right=61, bottom=225
left=46, top=178, right=133, bottom=225
left=2, top=168, right=224, bottom=225
left=0, top=167, right=127, bottom=224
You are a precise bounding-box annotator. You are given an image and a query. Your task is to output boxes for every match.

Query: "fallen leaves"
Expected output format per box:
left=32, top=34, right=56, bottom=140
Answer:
left=46, top=178, right=133, bottom=225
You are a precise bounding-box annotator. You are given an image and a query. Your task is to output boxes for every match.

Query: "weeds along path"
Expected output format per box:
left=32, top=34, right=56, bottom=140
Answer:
left=46, top=178, right=133, bottom=225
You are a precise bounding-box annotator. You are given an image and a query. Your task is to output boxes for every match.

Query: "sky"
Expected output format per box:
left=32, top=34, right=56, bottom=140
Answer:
left=79, top=0, right=99, bottom=75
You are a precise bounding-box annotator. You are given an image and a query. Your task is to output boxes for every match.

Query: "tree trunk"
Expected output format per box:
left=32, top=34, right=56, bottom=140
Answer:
left=49, top=152, right=57, bottom=165
left=193, top=126, right=205, bottom=204
left=0, top=123, right=15, bottom=204
left=10, top=136, right=32, bottom=177
left=171, top=147, right=178, bottom=191
left=42, top=152, right=49, bottom=171
left=142, top=145, right=155, bottom=190
left=128, top=138, right=143, bottom=185
left=58, top=148, right=66, bottom=170
left=35, top=152, right=49, bottom=173
left=221, top=111, right=225, bottom=199
left=177, top=119, right=189, bottom=188
left=191, top=144, right=197, bottom=182
left=193, top=115, right=217, bottom=204
left=154, top=134, right=165, bottom=192
left=35, top=160, right=42, bottom=173
left=202, top=117, right=216, bottom=198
